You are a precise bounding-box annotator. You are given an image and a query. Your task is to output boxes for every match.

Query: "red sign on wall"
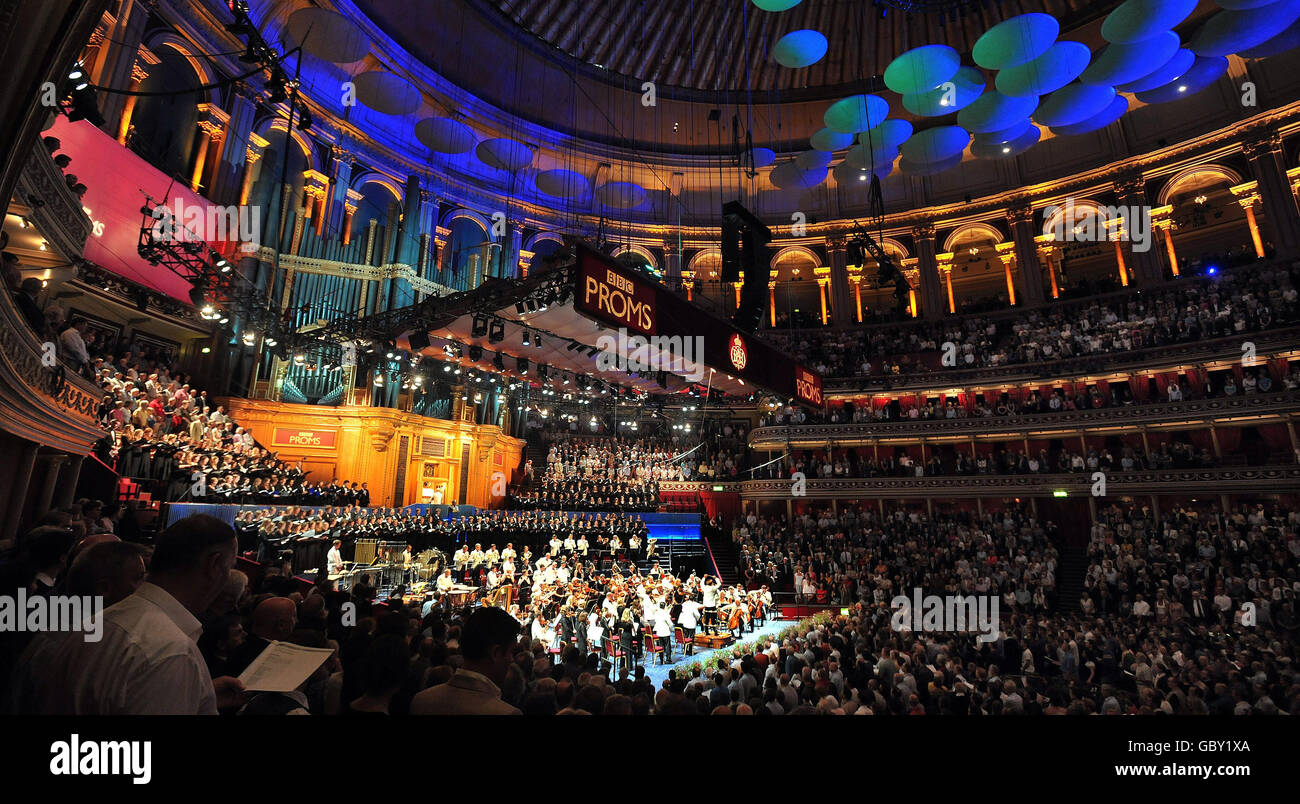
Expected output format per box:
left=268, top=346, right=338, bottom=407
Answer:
left=794, top=365, right=823, bottom=407
left=272, top=428, right=337, bottom=449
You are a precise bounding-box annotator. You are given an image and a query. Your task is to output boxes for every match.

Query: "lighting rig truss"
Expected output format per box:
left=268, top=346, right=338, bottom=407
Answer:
left=136, top=192, right=287, bottom=346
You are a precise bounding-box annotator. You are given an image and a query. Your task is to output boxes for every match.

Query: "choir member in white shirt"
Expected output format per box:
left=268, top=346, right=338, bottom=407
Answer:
left=501, top=544, right=516, bottom=563
left=576, top=536, right=589, bottom=557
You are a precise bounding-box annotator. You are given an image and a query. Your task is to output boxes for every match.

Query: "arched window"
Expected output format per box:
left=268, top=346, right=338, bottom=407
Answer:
left=126, top=48, right=202, bottom=179
left=348, top=181, right=401, bottom=246
left=444, top=216, right=491, bottom=292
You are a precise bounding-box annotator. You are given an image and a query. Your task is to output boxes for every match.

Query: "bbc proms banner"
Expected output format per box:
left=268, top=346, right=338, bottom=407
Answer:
left=573, top=245, right=823, bottom=406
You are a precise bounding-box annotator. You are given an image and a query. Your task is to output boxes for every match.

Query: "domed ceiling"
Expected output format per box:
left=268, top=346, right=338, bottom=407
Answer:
left=365, top=0, right=1114, bottom=99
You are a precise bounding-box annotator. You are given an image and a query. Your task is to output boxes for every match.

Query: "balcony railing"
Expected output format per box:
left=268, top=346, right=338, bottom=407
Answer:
left=15, top=142, right=91, bottom=261
left=0, top=278, right=105, bottom=452
left=737, top=464, right=1300, bottom=499
left=749, top=390, right=1300, bottom=446
left=813, top=326, right=1300, bottom=394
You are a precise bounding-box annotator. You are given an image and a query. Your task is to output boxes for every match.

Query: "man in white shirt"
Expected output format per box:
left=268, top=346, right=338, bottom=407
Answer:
left=59, top=319, right=90, bottom=370
left=678, top=599, right=702, bottom=654
left=16, top=514, right=245, bottom=714
left=327, top=540, right=344, bottom=575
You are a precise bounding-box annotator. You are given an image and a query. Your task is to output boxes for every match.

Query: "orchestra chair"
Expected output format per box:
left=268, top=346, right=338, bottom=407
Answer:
left=643, top=634, right=665, bottom=665
left=674, top=626, right=692, bottom=656
left=603, top=636, right=624, bottom=676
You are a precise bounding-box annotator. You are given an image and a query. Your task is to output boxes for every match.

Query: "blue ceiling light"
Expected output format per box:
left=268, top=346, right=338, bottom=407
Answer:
left=899, top=153, right=964, bottom=176
left=1135, top=55, right=1229, bottom=103
left=285, top=7, right=370, bottom=63
left=742, top=147, right=777, bottom=169
left=352, top=70, right=421, bottom=116
left=1237, top=17, right=1300, bottom=57
left=810, top=128, right=855, bottom=152
left=979, top=118, right=1035, bottom=145
left=751, top=0, right=803, bottom=10
left=773, top=29, right=828, bottom=68
left=1081, top=31, right=1181, bottom=86
left=902, top=65, right=985, bottom=116
left=996, top=41, right=1092, bottom=97
left=823, top=94, right=890, bottom=133
left=834, top=159, right=894, bottom=185
left=414, top=117, right=476, bottom=154
left=971, top=125, right=1041, bottom=159
left=1190, top=0, right=1300, bottom=56
left=884, top=44, right=961, bottom=95
left=972, top=13, right=1059, bottom=70
left=534, top=169, right=590, bottom=198
left=1034, top=83, right=1117, bottom=127
left=1114, top=48, right=1195, bottom=92
left=900, top=125, right=971, bottom=165
left=1101, top=0, right=1198, bottom=44
left=795, top=149, right=833, bottom=171
left=476, top=138, right=535, bottom=171
left=859, top=119, right=914, bottom=153
left=958, top=90, right=1039, bottom=133
left=770, top=161, right=827, bottom=189
left=1049, top=95, right=1130, bottom=135
left=595, top=182, right=647, bottom=209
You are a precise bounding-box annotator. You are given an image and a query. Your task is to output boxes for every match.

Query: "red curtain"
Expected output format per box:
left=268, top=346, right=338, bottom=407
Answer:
left=1216, top=427, right=1242, bottom=455
left=1131, top=375, right=1149, bottom=401
left=1257, top=424, right=1291, bottom=452
left=698, top=490, right=740, bottom=521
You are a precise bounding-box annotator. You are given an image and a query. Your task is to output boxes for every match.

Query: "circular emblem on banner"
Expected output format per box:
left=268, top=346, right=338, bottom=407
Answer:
left=729, top=333, right=748, bottom=371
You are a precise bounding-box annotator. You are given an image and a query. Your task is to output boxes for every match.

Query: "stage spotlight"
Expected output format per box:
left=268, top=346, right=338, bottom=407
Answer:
left=468, top=344, right=483, bottom=361
left=534, top=334, right=543, bottom=348
left=493, top=352, right=505, bottom=371
left=488, top=319, right=505, bottom=343
left=539, top=364, right=550, bottom=381
left=471, top=314, right=488, bottom=338
left=297, top=103, right=312, bottom=131
left=517, top=357, right=529, bottom=375
left=521, top=330, right=531, bottom=347
left=267, top=82, right=287, bottom=104
left=515, top=302, right=526, bottom=315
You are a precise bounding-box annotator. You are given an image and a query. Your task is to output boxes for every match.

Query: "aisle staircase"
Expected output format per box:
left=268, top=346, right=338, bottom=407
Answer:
left=1054, top=543, right=1089, bottom=612
left=702, top=530, right=739, bottom=585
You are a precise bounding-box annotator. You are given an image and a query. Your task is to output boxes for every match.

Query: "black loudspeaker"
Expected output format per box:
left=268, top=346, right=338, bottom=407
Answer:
left=407, top=330, right=431, bottom=351
left=722, top=202, right=772, bottom=333
left=721, top=219, right=742, bottom=283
